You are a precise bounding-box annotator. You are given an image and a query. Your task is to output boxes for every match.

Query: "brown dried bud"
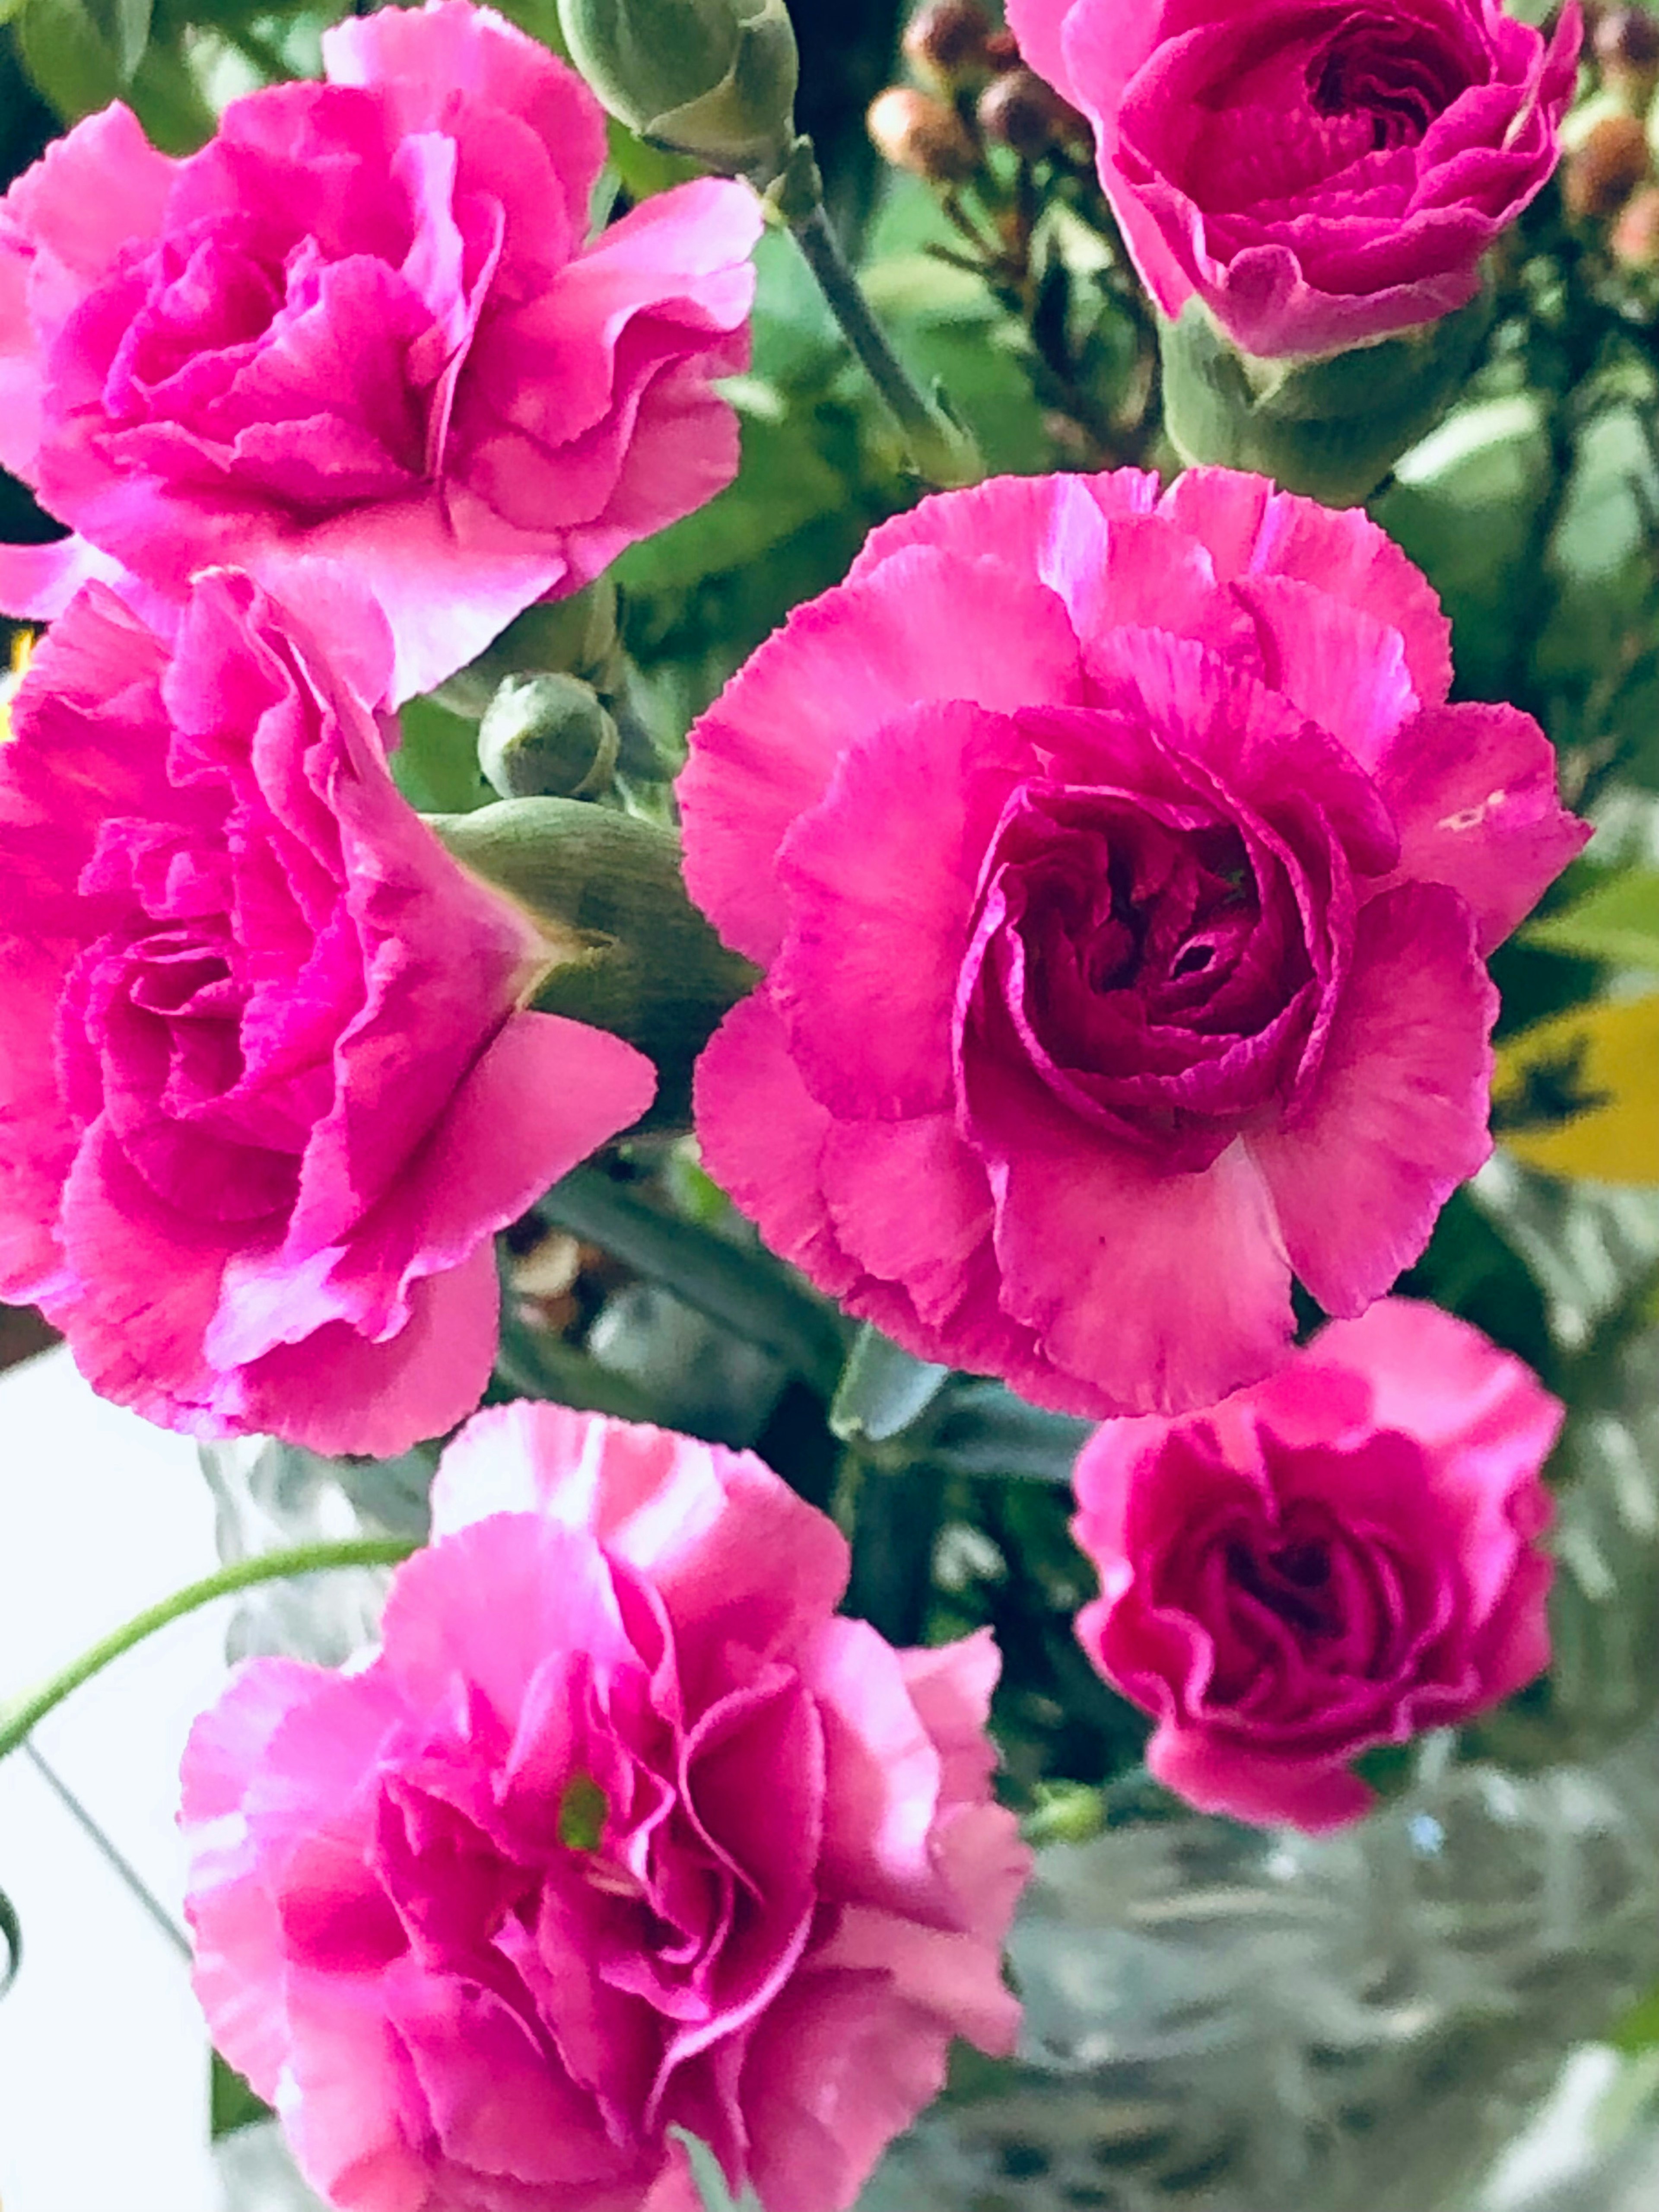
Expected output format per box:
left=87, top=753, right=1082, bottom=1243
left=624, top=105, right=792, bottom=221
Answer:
left=1613, top=178, right=1659, bottom=264
left=977, top=65, right=1081, bottom=159
left=984, top=26, right=1020, bottom=69
left=1595, top=7, right=1659, bottom=102
left=867, top=85, right=979, bottom=181
left=1562, top=111, right=1652, bottom=219
left=901, top=0, right=995, bottom=90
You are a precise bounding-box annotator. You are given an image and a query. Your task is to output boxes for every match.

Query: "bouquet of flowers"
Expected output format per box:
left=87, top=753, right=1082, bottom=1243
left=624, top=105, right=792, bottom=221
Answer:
left=2, top=0, right=1658, bottom=2204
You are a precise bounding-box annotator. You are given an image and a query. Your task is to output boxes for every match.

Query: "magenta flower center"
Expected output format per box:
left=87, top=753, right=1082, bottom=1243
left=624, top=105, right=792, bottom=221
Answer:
left=1309, top=13, right=1476, bottom=150
left=963, top=773, right=1319, bottom=1170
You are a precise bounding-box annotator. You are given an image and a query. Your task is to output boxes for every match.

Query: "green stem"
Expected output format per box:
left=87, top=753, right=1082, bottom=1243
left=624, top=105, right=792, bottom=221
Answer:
left=777, top=143, right=981, bottom=489
left=0, top=1539, right=416, bottom=1765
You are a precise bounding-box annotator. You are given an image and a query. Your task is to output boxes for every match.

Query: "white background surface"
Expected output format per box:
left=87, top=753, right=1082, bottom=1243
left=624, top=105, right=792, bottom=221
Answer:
left=0, top=1346, right=226, bottom=2212
left=2, top=1344, right=1656, bottom=2212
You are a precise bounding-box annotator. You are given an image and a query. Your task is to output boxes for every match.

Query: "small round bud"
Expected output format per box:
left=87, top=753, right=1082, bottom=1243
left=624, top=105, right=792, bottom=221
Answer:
left=1595, top=7, right=1659, bottom=103
left=1563, top=111, right=1651, bottom=219
left=984, top=27, right=1020, bottom=70
left=977, top=66, right=1075, bottom=159
left=1613, top=178, right=1659, bottom=264
left=478, top=674, right=620, bottom=801
left=901, top=0, right=995, bottom=89
left=867, top=85, right=978, bottom=181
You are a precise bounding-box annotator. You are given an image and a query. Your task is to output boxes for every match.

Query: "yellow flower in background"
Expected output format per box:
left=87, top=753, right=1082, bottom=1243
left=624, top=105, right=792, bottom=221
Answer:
left=1496, top=993, right=1659, bottom=1185
left=0, top=630, right=33, bottom=744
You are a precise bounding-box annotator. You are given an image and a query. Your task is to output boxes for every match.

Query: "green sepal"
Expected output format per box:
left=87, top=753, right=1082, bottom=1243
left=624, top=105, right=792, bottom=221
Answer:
left=556, top=0, right=797, bottom=179
left=1159, top=288, right=1493, bottom=507
left=429, top=799, right=756, bottom=1128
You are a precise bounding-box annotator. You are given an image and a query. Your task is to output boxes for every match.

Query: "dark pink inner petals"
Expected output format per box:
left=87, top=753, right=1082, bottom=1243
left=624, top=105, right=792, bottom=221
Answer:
left=1128, top=3, right=1487, bottom=205
left=1308, top=10, right=1483, bottom=151
left=959, top=772, right=1320, bottom=1165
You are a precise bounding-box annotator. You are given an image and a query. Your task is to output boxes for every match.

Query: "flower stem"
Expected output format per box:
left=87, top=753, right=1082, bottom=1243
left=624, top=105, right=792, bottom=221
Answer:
left=773, top=140, right=982, bottom=489
left=0, top=1538, right=417, bottom=1765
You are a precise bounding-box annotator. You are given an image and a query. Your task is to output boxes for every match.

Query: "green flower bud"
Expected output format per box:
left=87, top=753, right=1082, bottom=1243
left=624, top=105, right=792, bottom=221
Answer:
left=1158, top=288, right=1494, bottom=509
left=557, top=0, right=799, bottom=179
left=478, top=674, right=621, bottom=801
left=430, top=799, right=757, bottom=1127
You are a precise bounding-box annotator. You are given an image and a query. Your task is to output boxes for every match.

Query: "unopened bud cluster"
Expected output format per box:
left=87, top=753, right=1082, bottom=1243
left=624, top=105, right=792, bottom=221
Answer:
left=868, top=1, right=1087, bottom=183
left=1564, top=6, right=1659, bottom=268
left=1595, top=6, right=1659, bottom=109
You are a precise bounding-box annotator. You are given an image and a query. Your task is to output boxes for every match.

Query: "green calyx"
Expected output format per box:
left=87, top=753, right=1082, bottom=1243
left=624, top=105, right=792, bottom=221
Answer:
left=1159, top=287, right=1494, bottom=508
left=429, top=799, right=757, bottom=1128
left=557, top=0, right=798, bottom=179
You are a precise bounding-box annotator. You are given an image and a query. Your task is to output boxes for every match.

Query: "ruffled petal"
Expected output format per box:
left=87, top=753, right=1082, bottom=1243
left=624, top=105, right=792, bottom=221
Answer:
left=1250, top=882, right=1495, bottom=1317
left=679, top=547, right=1086, bottom=966
left=1373, top=700, right=1590, bottom=953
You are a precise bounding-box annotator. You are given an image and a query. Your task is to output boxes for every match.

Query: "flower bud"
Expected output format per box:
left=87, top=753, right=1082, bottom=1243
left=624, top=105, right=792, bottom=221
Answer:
left=976, top=66, right=1082, bottom=160
left=867, top=86, right=978, bottom=182
left=1159, top=287, right=1493, bottom=509
left=1562, top=111, right=1651, bottom=219
left=1594, top=6, right=1659, bottom=106
left=556, top=0, right=798, bottom=177
left=901, top=0, right=995, bottom=91
left=430, top=799, right=756, bottom=1127
left=1612, top=178, right=1659, bottom=263
left=478, top=674, right=621, bottom=801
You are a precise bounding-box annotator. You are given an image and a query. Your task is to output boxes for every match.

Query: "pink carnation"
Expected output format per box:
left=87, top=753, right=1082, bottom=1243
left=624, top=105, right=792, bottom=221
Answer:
left=0, top=571, right=655, bottom=1455
left=181, top=1403, right=1030, bottom=2212
left=0, top=0, right=761, bottom=701
left=1071, top=1298, right=1561, bottom=1831
left=1006, top=0, right=1580, bottom=358
left=678, top=468, right=1588, bottom=1419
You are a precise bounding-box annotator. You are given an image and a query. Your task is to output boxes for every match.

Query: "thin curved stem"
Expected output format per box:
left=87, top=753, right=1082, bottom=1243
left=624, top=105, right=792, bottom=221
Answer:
left=775, top=140, right=981, bottom=489
left=0, top=1539, right=417, bottom=1765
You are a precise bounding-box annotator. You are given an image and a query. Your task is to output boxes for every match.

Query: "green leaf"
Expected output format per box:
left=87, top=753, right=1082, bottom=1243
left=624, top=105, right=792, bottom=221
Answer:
left=125, top=32, right=218, bottom=152
left=0, top=1881, right=19, bottom=1998
left=612, top=409, right=845, bottom=594
left=1526, top=869, right=1659, bottom=971
left=1376, top=395, right=1552, bottom=704
left=930, top=1381, right=1093, bottom=1483
left=670, top=2129, right=765, bottom=2212
left=604, top=113, right=702, bottom=201
left=1612, top=1983, right=1659, bottom=2056
left=16, top=0, right=152, bottom=116
left=210, top=2051, right=273, bottom=2140
left=1394, top=1186, right=1556, bottom=1388
left=541, top=1164, right=845, bottom=1392
left=830, top=1324, right=948, bottom=1445
left=748, top=228, right=840, bottom=388
left=391, top=696, right=493, bottom=816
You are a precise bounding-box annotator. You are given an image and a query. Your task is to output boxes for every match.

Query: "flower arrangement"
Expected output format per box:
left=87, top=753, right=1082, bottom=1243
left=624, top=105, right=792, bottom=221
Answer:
left=2, top=0, right=1659, bottom=2207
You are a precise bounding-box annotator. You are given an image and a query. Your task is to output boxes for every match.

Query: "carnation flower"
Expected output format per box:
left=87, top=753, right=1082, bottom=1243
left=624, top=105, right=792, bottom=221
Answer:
left=0, top=0, right=762, bottom=700
left=1005, top=0, right=1581, bottom=358
left=1071, top=1298, right=1562, bottom=1831
left=181, top=1404, right=1031, bottom=2212
left=0, top=571, right=655, bottom=1455
left=678, top=468, right=1588, bottom=1418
